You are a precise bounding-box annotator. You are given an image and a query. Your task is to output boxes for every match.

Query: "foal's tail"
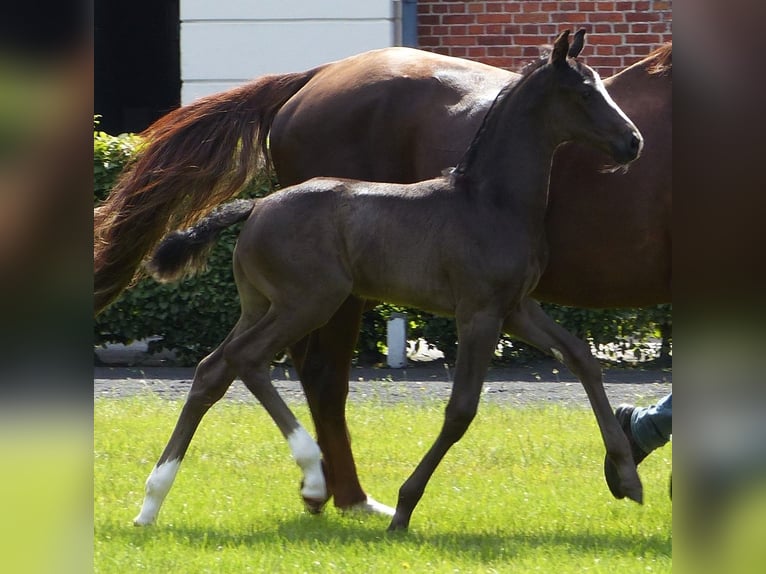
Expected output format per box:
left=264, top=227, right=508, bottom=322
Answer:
left=94, top=68, right=322, bottom=314
left=146, top=199, right=254, bottom=283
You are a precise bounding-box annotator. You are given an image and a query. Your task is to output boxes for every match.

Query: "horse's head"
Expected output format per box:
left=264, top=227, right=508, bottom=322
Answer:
left=544, top=29, right=643, bottom=165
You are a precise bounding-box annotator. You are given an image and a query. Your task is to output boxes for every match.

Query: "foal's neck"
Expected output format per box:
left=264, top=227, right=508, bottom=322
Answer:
left=456, top=75, right=559, bottom=220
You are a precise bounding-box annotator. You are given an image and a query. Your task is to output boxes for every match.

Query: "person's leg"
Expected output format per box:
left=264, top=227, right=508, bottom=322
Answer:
left=630, top=393, right=672, bottom=453
left=604, top=393, right=672, bottom=499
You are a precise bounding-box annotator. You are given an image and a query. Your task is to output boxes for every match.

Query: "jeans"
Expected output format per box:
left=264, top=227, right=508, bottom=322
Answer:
left=631, top=393, right=672, bottom=454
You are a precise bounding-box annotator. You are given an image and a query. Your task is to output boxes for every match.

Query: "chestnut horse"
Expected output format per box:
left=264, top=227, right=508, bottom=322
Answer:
left=133, top=31, right=643, bottom=531
left=94, top=40, right=671, bottom=513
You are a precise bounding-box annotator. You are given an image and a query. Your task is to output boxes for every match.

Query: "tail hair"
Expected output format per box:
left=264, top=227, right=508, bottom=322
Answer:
left=146, top=199, right=255, bottom=283
left=93, top=67, right=321, bottom=314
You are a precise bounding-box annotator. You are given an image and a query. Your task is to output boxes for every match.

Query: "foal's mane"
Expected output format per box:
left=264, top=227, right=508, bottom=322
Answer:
left=452, top=56, right=550, bottom=177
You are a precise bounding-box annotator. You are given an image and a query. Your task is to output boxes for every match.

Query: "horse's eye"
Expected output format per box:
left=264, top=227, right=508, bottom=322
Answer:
left=581, top=89, right=593, bottom=100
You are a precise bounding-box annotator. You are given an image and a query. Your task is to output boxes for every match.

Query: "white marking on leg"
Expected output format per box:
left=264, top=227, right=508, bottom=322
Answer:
left=133, top=459, right=181, bottom=526
left=343, top=496, right=396, bottom=517
left=287, top=426, right=327, bottom=501
left=551, top=347, right=564, bottom=362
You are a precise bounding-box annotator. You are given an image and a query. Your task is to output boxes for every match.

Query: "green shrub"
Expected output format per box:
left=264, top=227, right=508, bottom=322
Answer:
left=94, top=129, right=671, bottom=366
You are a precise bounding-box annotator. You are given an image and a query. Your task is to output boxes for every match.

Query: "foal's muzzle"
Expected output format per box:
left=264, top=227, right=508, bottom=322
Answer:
left=613, top=130, right=644, bottom=165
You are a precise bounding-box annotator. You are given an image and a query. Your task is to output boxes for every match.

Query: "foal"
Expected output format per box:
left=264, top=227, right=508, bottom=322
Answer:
left=135, top=30, right=643, bottom=531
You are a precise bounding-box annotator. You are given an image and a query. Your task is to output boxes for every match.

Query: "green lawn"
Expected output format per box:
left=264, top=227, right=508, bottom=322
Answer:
left=95, top=394, right=671, bottom=573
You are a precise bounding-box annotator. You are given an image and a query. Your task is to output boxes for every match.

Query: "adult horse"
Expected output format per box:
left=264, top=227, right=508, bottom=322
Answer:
left=94, top=39, right=671, bottom=512
left=134, top=30, right=643, bottom=531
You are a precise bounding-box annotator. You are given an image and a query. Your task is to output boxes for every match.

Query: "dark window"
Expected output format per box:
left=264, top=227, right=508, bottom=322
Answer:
left=95, top=1, right=180, bottom=135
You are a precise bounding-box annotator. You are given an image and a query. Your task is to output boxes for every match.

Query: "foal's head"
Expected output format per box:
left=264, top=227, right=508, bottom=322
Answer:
left=539, top=29, right=643, bottom=165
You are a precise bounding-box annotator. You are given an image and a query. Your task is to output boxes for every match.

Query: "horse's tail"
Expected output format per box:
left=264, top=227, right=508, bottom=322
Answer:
left=94, top=68, right=322, bottom=314
left=146, top=198, right=255, bottom=283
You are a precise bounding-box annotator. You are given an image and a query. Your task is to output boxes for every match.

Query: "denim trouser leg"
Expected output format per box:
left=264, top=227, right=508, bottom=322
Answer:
left=631, top=393, right=672, bottom=454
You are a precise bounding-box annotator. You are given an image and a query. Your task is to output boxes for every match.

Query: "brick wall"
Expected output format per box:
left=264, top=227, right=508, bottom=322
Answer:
left=416, top=1, right=672, bottom=76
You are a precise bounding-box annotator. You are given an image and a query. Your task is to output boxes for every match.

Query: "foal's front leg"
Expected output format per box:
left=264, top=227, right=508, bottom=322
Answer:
left=389, top=311, right=503, bottom=531
left=503, top=298, right=643, bottom=503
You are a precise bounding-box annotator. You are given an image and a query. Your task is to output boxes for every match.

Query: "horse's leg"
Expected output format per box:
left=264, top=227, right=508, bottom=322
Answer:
left=290, top=296, right=394, bottom=515
left=504, top=298, right=643, bottom=503
left=133, top=329, right=239, bottom=526
left=224, top=300, right=353, bottom=512
left=388, top=311, right=503, bottom=531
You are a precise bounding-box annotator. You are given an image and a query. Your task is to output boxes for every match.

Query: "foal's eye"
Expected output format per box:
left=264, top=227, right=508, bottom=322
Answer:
left=580, top=89, right=593, bottom=100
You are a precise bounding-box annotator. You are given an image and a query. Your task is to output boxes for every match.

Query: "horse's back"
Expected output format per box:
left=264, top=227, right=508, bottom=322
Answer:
left=270, top=47, right=514, bottom=186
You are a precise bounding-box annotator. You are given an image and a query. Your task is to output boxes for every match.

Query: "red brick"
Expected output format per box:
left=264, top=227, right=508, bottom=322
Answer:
left=634, top=1, right=651, bottom=10
left=552, top=12, right=588, bottom=23
left=577, top=1, right=596, bottom=10
left=468, top=25, right=485, bottom=35
left=467, top=47, right=487, bottom=58
left=588, top=34, right=622, bottom=44
left=558, top=2, right=579, bottom=10
left=598, top=1, right=617, bottom=10
left=522, top=24, right=540, bottom=34
left=450, top=47, right=468, bottom=56
left=522, top=2, right=541, bottom=12
left=448, top=3, right=468, bottom=13
left=502, top=24, right=522, bottom=35
left=443, top=14, right=475, bottom=25
left=513, top=13, right=550, bottom=23
left=626, top=11, right=660, bottom=22
left=468, top=2, right=486, bottom=13
left=542, top=2, right=560, bottom=11
left=616, top=1, right=634, bottom=9
left=653, top=1, right=671, bottom=9
left=477, top=13, right=512, bottom=24
left=509, top=34, right=550, bottom=45
left=478, top=35, right=514, bottom=46
left=626, top=33, right=661, bottom=44
left=593, top=23, right=614, bottom=34
left=595, top=45, right=615, bottom=55
left=591, top=11, right=626, bottom=22
left=419, top=15, right=440, bottom=26
left=631, top=23, right=649, bottom=33
left=614, top=23, right=630, bottom=33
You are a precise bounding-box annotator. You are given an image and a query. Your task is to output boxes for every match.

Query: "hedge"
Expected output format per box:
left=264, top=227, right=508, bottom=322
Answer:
left=94, top=129, right=671, bottom=366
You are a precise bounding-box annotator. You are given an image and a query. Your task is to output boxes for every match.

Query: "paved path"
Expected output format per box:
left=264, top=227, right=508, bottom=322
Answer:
left=94, top=358, right=671, bottom=408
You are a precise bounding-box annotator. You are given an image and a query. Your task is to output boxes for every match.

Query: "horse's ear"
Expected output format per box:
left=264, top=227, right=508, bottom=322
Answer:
left=550, top=30, right=571, bottom=66
left=568, top=28, right=586, bottom=58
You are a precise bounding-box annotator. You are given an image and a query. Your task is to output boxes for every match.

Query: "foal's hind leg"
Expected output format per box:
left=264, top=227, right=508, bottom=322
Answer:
left=134, top=331, right=238, bottom=526
left=223, top=303, right=353, bottom=513
left=290, top=296, right=394, bottom=516
left=503, top=298, right=643, bottom=503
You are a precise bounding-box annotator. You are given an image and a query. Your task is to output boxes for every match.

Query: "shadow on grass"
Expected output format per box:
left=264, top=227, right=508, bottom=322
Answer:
left=98, top=511, right=671, bottom=563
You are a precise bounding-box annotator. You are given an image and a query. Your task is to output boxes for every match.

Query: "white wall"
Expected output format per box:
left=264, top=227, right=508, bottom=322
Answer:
left=181, top=0, right=398, bottom=103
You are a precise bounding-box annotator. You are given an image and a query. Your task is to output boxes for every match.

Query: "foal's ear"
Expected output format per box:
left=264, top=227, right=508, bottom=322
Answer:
left=550, top=30, right=571, bottom=65
left=568, top=28, right=586, bottom=58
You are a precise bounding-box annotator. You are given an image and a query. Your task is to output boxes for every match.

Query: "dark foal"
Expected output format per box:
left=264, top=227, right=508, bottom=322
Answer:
left=136, top=30, right=642, bottom=531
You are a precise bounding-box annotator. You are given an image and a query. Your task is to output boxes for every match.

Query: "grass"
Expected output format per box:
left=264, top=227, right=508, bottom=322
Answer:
left=95, top=393, right=671, bottom=573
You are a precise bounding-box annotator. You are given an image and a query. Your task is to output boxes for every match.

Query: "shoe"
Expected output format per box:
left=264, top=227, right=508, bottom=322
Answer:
left=604, top=405, right=649, bottom=499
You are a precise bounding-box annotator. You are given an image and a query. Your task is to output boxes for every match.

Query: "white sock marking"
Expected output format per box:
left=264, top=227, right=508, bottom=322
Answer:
left=133, top=458, right=181, bottom=526
left=287, top=426, right=327, bottom=501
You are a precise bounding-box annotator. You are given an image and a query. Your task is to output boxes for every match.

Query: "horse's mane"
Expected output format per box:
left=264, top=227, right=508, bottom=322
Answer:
left=646, top=43, right=672, bottom=75
left=452, top=56, right=549, bottom=176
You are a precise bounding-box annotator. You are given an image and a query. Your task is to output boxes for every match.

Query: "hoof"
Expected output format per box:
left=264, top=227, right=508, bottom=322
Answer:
left=133, top=515, right=154, bottom=527
left=302, top=495, right=329, bottom=515
left=386, top=515, right=410, bottom=532
left=341, top=496, right=396, bottom=517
